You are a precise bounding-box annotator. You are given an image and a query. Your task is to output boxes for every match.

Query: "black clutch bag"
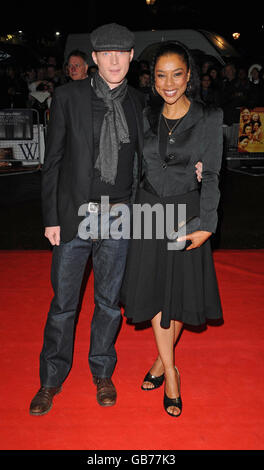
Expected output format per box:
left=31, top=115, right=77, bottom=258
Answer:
left=167, top=216, right=200, bottom=251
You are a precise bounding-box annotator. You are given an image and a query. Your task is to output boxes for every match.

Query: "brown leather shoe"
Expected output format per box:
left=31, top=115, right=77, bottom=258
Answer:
left=93, top=377, right=117, bottom=407
left=29, top=386, right=62, bottom=416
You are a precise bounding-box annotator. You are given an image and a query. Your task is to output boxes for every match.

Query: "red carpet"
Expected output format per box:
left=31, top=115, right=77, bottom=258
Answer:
left=0, top=249, right=264, bottom=451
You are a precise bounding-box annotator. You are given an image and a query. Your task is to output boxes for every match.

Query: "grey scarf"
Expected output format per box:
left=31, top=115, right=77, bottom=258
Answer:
left=92, top=72, right=130, bottom=185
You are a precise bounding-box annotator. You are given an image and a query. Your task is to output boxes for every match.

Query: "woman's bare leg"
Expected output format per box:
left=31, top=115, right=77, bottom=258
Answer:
left=144, top=313, right=183, bottom=415
left=142, top=316, right=183, bottom=390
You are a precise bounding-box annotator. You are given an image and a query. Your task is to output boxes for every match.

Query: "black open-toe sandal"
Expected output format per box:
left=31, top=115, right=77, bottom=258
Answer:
left=141, top=371, right=165, bottom=391
left=163, top=367, right=182, bottom=417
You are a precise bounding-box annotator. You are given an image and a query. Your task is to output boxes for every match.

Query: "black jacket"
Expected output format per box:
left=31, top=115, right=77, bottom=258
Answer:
left=141, top=100, right=223, bottom=233
left=41, top=77, right=144, bottom=243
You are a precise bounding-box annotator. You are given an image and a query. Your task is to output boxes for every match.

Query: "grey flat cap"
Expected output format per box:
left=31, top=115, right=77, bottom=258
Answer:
left=90, top=23, right=135, bottom=51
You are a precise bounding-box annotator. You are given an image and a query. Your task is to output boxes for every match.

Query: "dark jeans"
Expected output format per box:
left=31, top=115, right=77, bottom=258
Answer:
left=39, top=210, right=130, bottom=387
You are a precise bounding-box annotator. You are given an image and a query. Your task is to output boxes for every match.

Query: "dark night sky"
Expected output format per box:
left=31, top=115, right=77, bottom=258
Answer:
left=2, top=0, right=264, bottom=62
left=1, top=1, right=255, bottom=32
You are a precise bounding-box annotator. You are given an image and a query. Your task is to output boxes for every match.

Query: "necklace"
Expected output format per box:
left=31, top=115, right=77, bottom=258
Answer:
left=162, top=115, right=182, bottom=144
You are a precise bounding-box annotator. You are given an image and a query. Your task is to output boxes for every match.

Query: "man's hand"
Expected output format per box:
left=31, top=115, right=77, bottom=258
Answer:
left=178, top=230, right=212, bottom=251
left=195, top=161, right=203, bottom=182
left=45, top=226, right=60, bottom=246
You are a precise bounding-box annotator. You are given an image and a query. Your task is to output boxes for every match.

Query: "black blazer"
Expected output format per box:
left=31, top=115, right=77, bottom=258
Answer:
left=41, top=77, right=144, bottom=243
left=142, top=100, right=223, bottom=233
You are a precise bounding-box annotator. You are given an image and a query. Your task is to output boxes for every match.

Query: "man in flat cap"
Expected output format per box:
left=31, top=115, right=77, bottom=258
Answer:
left=29, top=23, right=144, bottom=415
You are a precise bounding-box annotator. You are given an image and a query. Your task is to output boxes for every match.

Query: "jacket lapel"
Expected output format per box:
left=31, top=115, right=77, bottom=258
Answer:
left=173, top=100, right=204, bottom=136
left=145, top=99, right=204, bottom=136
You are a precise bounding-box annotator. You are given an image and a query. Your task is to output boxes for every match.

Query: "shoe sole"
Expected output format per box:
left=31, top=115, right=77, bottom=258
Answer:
left=29, top=404, right=53, bottom=416
left=96, top=397, right=116, bottom=407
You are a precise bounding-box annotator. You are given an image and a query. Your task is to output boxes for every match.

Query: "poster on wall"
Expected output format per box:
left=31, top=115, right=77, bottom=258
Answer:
left=0, top=147, right=14, bottom=168
left=0, top=109, right=33, bottom=141
left=238, top=107, right=264, bottom=153
left=0, top=147, right=13, bottom=160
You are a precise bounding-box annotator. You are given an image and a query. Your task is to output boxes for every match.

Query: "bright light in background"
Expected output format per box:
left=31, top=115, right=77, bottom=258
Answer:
left=213, top=35, right=226, bottom=50
left=146, top=0, right=156, bottom=4
left=232, top=32, right=240, bottom=40
left=55, top=31, right=60, bottom=37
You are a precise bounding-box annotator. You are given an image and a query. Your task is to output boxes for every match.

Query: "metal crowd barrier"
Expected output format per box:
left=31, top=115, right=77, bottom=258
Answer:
left=0, top=108, right=45, bottom=176
left=44, top=109, right=50, bottom=139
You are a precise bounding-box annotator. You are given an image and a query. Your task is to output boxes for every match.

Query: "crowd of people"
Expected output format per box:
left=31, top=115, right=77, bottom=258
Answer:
left=1, top=48, right=264, bottom=126
left=133, top=57, right=264, bottom=125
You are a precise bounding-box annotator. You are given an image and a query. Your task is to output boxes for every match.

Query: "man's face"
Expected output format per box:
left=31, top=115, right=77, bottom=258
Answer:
left=67, top=56, right=88, bottom=80
left=47, top=66, right=56, bottom=79
left=92, top=49, right=134, bottom=89
left=139, top=73, right=150, bottom=87
left=201, top=75, right=211, bottom=89
left=224, top=65, right=236, bottom=81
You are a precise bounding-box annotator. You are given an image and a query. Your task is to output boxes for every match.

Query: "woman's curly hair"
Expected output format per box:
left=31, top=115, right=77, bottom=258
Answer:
left=150, top=41, right=200, bottom=100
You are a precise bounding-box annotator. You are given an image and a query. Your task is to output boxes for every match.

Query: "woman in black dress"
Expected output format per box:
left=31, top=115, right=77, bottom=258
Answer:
left=121, top=42, right=223, bottom=417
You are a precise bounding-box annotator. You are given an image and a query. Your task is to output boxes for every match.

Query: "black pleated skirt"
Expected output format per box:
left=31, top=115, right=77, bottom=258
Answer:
left=121, top=188, right=223, bottom=328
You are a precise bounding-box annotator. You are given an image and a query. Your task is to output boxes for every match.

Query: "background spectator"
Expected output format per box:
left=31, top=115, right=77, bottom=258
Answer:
left=137, top=69, right=151, bottom=106
left=28, top=79, right=54, bottom=124
left=66, top=50, right=89, bottom=81
left=201, top=58, right=215, bottom=75
left=208, top=65, right=223, bottom=93
left=221, top=62, right=241, bottom=124
left=0, top=47, right=263, bottom=129
left=247, top=64, right=264, bottom=106
left=200, top=73, right=220, bottom=106
left=0, top=65, right=9, bottom=108
left=138, top=59, right=150, bottom=73
left=248, top=64, right=262, bottom=84
left=88, top=65, right=98, bottom=76
left=6, top=65, right=28, bottom=108
left=46, top=64, right=63, bottom=88
left=24, top=66, right=37, bottom=90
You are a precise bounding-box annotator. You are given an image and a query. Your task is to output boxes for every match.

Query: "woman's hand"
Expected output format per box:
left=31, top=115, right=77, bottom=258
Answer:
left=177, top=230, right=212, bottom=250
left=195, top=162, right=203, bottom=182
